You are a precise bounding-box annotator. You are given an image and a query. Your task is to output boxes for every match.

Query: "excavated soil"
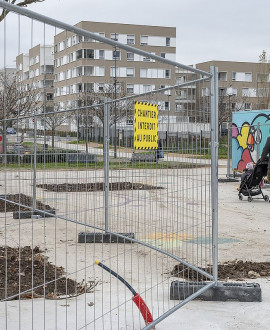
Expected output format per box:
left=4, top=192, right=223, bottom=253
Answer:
left=37, top=182, right=163, bottom=192
left=171, top=260, right=270, bottom=281
left=0, top=246, right=94, bottom=301
left=0, top=194, right=54, bottom=213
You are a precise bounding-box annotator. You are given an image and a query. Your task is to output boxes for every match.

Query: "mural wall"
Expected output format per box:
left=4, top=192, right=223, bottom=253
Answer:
left=232, top=109, right=270, bottom=171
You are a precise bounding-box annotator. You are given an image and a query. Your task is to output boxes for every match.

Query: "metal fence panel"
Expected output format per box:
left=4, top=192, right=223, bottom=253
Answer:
left=0, top=2, right=218, bottom=329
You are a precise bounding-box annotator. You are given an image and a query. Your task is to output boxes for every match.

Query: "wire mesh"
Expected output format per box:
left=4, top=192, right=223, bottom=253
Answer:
left=0, top=2, right=217, bottom=329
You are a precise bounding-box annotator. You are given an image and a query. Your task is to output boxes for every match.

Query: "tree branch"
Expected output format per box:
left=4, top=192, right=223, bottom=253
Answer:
left=0, top=0, right=45, bottom=22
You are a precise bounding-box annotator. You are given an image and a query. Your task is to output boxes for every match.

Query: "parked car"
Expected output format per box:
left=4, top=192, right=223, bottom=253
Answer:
left=13, top=144, right=25, bottom=155
left=6, top=127, right=16, bottom=134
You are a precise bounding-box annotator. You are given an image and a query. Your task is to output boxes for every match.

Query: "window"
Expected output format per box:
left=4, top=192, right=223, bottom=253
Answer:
left=244, top=103, right=251, bottom=110
left=126, top=68, right=135, bottom=77
left=72, top=35, right=76, bottom=46
left=165, top=101, right=170, bottom=110
left=140, top=35, right=148, bottom=45
left=84, top=36, right=94, bottom=42
left=140, top=68, right=148, bottom=78
left=127, top=35, right=135, bottom=45
left=72, top=68, right=76, bottom=78
left=77, top=50, right=83, bottom=60
left=70, top=53, right=74, bottom=62
left=85, top=83, right=94, bottom=92
left=242, top=88, right=249, bottom=97
left=165, top=69, right=170, bottom=78
left=98, top=83, right=104, bottom=92
left=176, top=76, right=186, bottom=84
left=218, top=72, right=227, bottom=81
left=257, top=88, right=269, bottom=97
left=166, top=37, right=171, bottom=46
left=126, top=84, right=134, bottom=94
left=143, top=56, right=151, bottom=62
left=127, top=52, right=134, bottom=61
left=257, top=73, right=269, bottom=82
left=218, top=88, right=227, bottom=96
left=202, top=88, right=209, bottom=97
left=97, top=66, right=105, bottom=76
left=99, top=50, right=105, bottom=59
left=84, top=49, right=94, bottom=59
left=110, top=33, right=119, bottom=41
left=66, top=38, right=71, bottom=48
left=126, top=119, right=133, bottom=125
left=232, top=71, right=252, bottom=82
left=143, top=85, right=151, bottom=93
left=113, top=50, right=121, bottom=60
left=110, top=67, right=119, bottom=77
left=46, top=93, right=53, bottom=101
left=76, top=49, right=94, bottom=59
left=66, top=69, right=71, bottom=79
left=59, top=41, right=65, bottom=51
left=161, top=53, right=166, bottom=58
left=245, top=73, right=252, bottom=82
left=160, top=84, right=165, bottom=94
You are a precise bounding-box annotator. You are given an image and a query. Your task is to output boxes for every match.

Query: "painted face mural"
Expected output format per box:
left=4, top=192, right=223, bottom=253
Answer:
left=232, top=113, right=270, bottom=171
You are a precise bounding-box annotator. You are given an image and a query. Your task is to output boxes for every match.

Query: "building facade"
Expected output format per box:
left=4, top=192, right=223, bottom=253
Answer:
left=195, top=60, right=270, bottom=112
left=16, top=44, right=54, bottom=128
left=53, top=21, right=176, bottom=125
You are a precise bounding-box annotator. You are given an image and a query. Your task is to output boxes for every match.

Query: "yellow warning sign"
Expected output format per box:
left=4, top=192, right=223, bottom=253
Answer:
left=134, top=101, right=158, bottom=150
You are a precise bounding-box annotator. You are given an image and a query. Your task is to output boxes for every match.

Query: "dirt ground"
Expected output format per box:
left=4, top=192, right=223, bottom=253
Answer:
left=171, top=260, right=270, bottom=281
left=36, top=182, right=163, bottom=192
left=0, top=194, right=54, bottom=213
left=0, top=246, right=94, bottom=301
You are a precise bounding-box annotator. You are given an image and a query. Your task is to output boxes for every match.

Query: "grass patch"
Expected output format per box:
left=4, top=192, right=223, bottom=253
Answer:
left=1, top=160, right=207, bottom=171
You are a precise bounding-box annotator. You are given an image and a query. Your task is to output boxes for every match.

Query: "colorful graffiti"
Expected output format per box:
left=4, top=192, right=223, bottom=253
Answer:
left=232, top=110, right=270, bottom=171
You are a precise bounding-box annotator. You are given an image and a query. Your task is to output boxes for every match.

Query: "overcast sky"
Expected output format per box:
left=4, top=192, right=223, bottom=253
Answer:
left=1, top=0, right=270, bottom=66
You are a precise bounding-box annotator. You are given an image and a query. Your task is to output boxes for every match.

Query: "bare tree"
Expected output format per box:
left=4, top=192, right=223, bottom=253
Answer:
left=0, top=0, right=45, bottom=22
left=0, top=71, right=42, bottom=162
left=76, top=82, right=133, bottom=154
left=256, top=50, right=270, bottom=109
left=43, top=106, right=72, bottom=150
left=0, top=71, right=41, bottom=133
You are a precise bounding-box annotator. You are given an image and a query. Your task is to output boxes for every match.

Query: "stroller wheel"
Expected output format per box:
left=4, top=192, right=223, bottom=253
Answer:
left=238, top=194, right=243, bottom=200
left=264, top=195, right=269, bottom=202
left=248, top=196, right=253, bottom=202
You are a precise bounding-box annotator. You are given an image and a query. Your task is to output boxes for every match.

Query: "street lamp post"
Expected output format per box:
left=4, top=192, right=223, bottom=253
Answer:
left=227, top=88, right=233, bottom=178
left=113, top=33, right=117, bottom=158
left=167, top=92, right=171, bottom=149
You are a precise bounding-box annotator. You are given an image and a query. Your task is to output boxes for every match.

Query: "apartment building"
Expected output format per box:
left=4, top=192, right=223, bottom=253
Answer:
left=53, top=21, right=176, bottom=125
left=16, top=44, right=54, bottom=128
left=195, top=60, right=270, bottom=112
left=174, top=68, right=197, bottom=122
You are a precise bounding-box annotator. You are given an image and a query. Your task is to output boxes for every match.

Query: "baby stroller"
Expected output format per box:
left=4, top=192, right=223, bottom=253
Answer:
left=238, top=158, right=269, bottom=202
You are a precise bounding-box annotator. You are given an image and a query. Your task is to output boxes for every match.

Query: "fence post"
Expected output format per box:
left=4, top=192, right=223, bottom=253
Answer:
left=104, top=98, right=110, bottom=233
left=33, top=112, right=37, bottom=211
left=210, top=66, right=219, bottom=285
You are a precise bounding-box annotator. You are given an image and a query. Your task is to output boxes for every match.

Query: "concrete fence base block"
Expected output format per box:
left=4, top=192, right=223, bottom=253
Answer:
left=78, top=232, right=135, bottom=243
left=170, top=281, right=262, bottom=302
left=13, top=210, right=56, bottom=219
left=218, top=178, right=239, bottom=183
